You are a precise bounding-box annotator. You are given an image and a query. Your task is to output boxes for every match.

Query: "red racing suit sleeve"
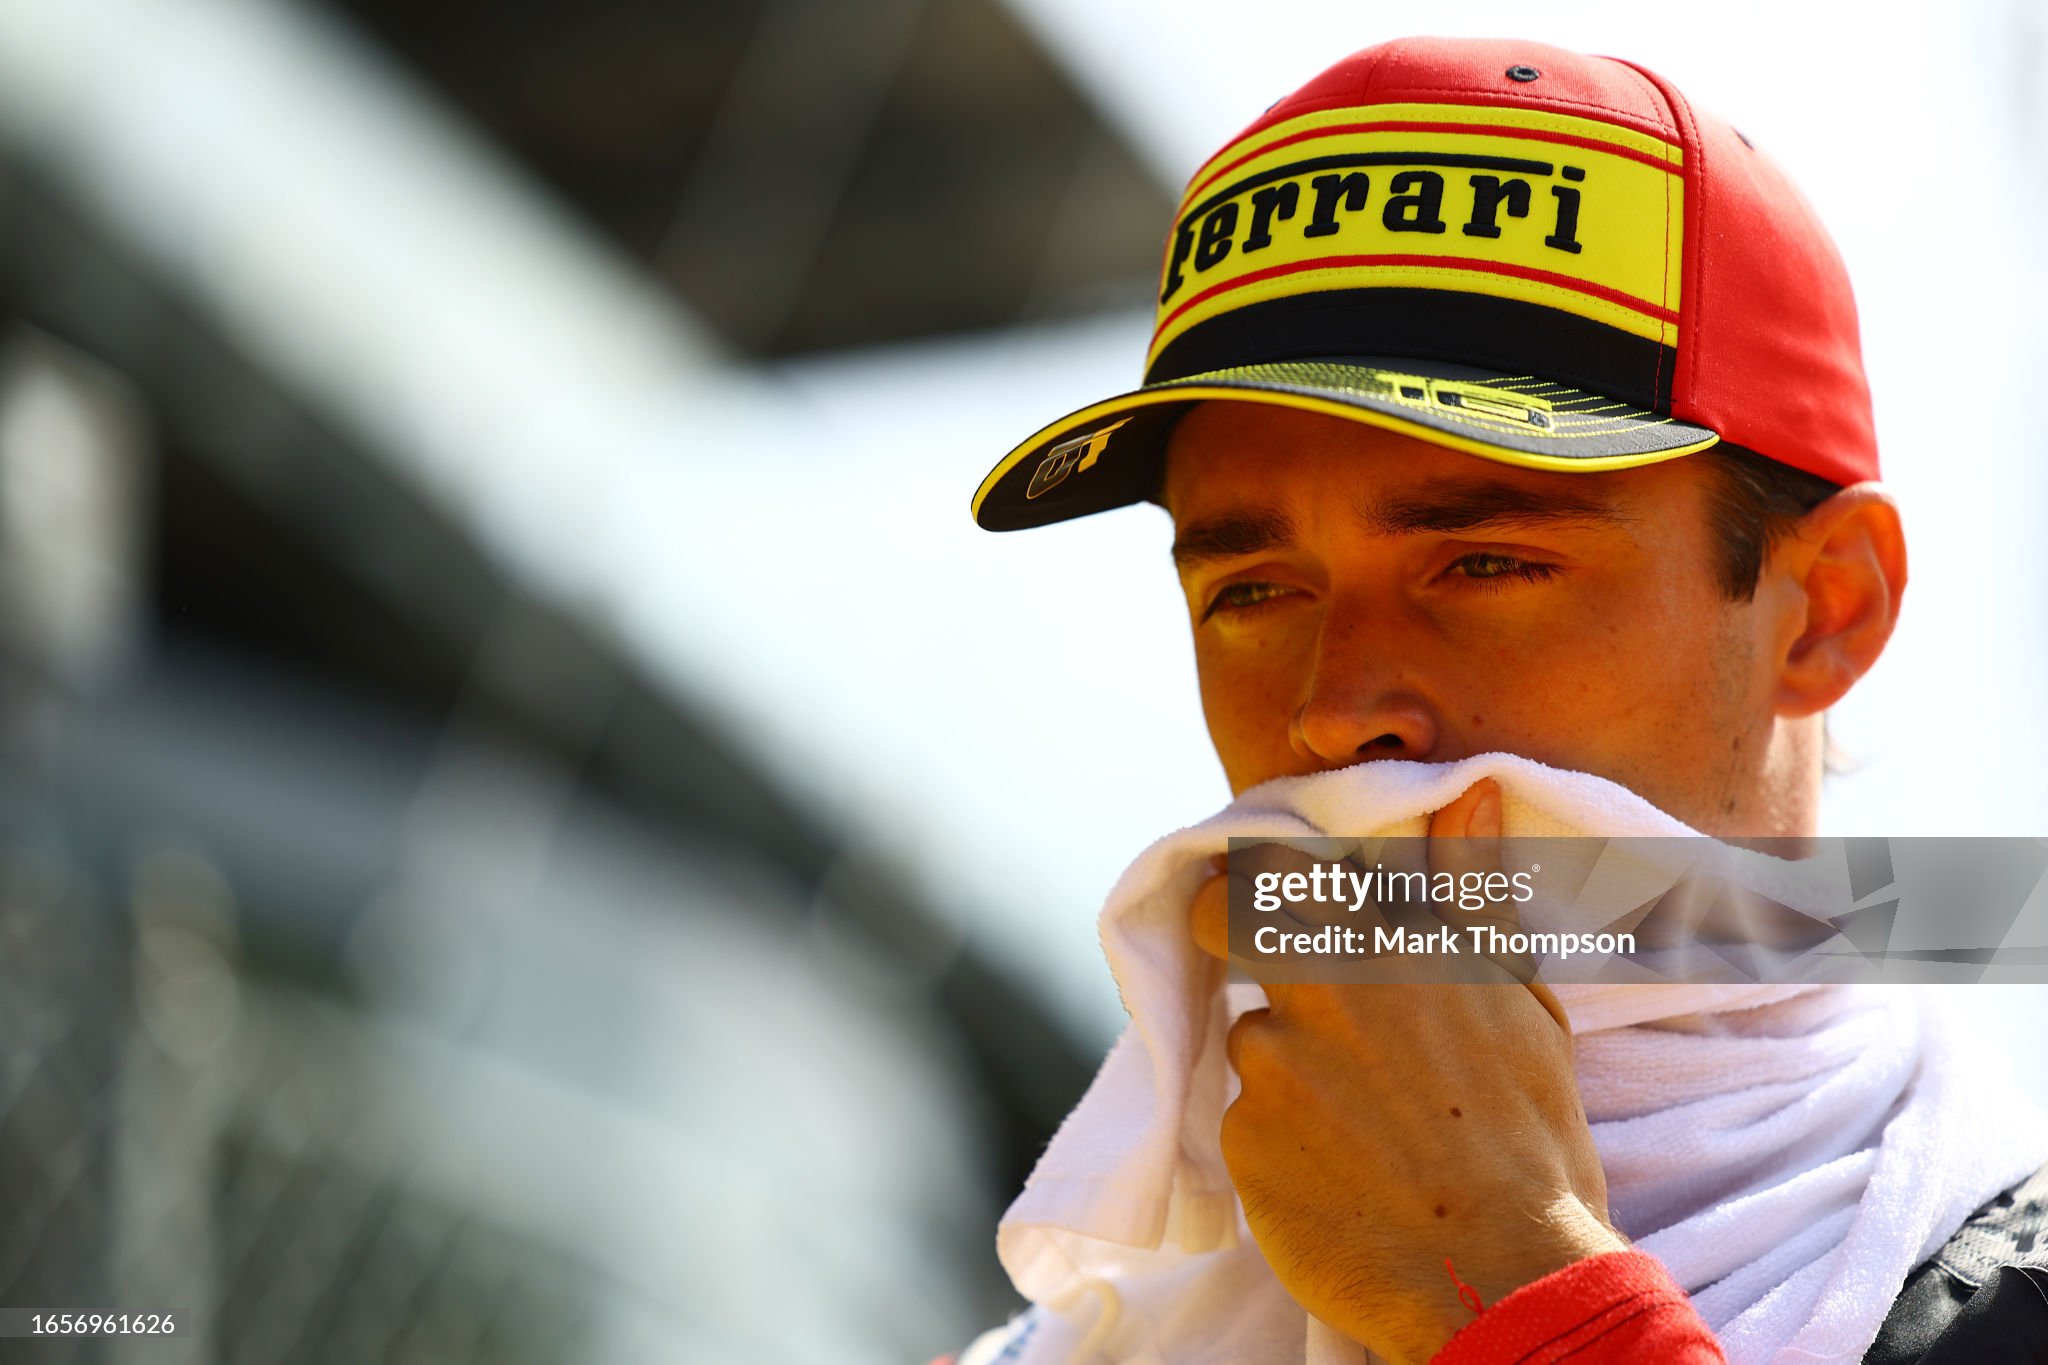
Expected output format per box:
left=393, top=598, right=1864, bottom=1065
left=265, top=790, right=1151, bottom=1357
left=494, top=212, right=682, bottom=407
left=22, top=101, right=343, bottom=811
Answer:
left=1431, top=1249, right=1726, bottom=1364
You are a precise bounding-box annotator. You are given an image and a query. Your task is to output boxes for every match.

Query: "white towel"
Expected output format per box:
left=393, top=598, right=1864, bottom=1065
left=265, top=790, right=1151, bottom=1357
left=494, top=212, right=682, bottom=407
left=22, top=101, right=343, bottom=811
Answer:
left=983, top=754, right=2048, bottom=1365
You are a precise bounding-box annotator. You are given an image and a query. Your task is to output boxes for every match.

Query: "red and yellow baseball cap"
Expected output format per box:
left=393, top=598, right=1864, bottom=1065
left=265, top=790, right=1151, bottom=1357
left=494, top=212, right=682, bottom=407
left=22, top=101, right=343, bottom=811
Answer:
left=970, top=37, right=1878, bottom=531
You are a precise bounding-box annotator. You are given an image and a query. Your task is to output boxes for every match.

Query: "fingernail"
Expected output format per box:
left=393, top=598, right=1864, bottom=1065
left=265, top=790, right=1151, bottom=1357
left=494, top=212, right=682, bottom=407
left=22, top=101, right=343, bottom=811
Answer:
left=1472, top=781, right=1502, bottom=839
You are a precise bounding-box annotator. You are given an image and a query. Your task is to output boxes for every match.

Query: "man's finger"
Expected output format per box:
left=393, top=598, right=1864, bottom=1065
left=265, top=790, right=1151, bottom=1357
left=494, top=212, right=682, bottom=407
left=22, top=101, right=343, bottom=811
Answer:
left=1525, top=978, right=1572, bottom=1037
left=1231, top=840, right=1362, bottom=932
left=1198, top=841, right=1374, bottom=970
left=1425, top=778, right=1503, bottom=888
left=1225, top=1005, right=1270, bottom=1071
left=1423, top=778, right=1565, bottom=1015
left=1425, top=778, right=1518, bottom=939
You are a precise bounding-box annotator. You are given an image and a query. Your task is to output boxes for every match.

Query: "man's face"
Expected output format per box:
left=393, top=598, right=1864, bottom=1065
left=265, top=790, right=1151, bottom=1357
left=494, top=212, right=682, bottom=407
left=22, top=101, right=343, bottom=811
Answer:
left=1161, top=401, right=1802, bottom=836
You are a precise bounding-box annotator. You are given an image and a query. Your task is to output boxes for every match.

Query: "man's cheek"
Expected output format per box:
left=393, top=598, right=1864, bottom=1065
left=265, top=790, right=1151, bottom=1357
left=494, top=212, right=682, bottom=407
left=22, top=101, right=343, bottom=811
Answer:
left=1201, top=684, right=1300, bottom=793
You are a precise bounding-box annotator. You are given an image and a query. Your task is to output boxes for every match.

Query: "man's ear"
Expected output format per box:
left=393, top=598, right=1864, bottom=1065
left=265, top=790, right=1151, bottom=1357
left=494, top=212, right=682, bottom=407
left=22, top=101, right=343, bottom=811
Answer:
left=1768, top=484, right=1908, bottom=718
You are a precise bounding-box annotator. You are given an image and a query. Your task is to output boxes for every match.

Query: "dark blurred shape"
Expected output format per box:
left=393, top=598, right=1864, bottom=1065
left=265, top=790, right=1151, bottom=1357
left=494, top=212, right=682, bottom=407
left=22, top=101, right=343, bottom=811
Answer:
left=322, top=0, right=1172, bottom=353
left=0, top=0, right=1130, bottom=1336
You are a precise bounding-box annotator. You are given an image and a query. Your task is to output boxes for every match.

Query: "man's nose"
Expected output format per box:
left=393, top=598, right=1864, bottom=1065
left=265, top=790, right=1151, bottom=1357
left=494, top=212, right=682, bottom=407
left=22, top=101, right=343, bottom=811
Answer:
left=1288, top=620, right=1440, bottom=766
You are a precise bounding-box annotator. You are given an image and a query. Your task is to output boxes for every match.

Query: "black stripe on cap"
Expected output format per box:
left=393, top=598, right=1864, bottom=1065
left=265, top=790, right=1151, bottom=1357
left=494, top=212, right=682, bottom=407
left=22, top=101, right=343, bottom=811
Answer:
left=1145, top=287, right=1675, bottom=412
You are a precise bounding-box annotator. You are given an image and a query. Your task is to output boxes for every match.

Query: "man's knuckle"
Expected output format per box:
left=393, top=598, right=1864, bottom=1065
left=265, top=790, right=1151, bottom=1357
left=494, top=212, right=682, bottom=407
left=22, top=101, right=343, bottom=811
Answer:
left=1228, top=1018, right=1279, bottom=1076
left=1219, top=1097, right=1262, bottom=1160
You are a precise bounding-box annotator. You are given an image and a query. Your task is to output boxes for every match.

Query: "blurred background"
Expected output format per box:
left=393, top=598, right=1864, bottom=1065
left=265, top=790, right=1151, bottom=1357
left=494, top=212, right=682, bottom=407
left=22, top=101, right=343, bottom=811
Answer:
left=0, top=0, right=2043, bottom=1361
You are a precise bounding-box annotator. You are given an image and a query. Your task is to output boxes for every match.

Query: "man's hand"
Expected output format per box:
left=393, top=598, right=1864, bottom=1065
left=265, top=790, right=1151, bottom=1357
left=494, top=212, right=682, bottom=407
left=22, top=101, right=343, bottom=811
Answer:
left=1189, top=779, right=1626, bottom=1365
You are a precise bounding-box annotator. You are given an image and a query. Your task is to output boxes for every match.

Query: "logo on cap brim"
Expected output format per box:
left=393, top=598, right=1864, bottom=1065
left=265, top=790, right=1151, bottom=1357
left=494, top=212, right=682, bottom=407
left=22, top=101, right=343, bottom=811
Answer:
left=1025, top=419, right=1130, bottom=500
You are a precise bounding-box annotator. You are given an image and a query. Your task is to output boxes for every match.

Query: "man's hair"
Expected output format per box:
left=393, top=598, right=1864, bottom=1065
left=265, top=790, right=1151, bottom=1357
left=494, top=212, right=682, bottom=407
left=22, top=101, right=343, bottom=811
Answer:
left=1699, top=443, right=1841, bottom=602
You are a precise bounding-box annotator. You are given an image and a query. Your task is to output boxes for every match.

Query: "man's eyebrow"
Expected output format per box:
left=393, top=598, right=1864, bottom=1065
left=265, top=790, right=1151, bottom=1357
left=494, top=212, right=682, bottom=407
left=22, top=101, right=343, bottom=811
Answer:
left=1170, top=508, right=1296, bottom=569
left=1169, top=482, right=1631, bottom=569
left=1357, top=480, right=1633, bottom=536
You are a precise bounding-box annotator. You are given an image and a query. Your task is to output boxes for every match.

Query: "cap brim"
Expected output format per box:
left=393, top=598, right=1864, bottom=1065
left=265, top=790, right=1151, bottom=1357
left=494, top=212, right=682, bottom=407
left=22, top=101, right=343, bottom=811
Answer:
left=971, top=356, right=1719, bottom=531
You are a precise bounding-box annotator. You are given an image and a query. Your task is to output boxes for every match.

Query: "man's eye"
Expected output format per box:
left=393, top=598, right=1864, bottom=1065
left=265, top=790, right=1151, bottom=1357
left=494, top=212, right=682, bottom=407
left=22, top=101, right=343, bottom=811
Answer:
left=1448, top=553, right=1560, bottom=589
left=1201, top=581, right=1297, bottom=622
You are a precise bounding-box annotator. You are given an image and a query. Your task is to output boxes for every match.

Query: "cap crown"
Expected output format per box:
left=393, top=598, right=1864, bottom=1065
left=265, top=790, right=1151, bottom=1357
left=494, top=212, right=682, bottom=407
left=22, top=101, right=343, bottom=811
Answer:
left=1149, top=37, right=1877, bottom=484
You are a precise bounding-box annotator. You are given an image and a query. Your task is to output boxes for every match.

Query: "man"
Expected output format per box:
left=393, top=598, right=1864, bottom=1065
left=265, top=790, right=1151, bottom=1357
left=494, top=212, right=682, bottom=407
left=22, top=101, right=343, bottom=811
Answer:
left=952, top=37, right=2048, bottom=1364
